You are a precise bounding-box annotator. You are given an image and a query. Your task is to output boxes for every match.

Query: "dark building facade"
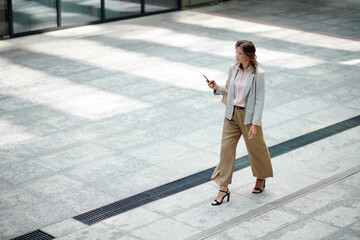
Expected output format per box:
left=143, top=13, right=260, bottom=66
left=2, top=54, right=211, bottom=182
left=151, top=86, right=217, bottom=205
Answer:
left=0, top=0, right=221, bottom=39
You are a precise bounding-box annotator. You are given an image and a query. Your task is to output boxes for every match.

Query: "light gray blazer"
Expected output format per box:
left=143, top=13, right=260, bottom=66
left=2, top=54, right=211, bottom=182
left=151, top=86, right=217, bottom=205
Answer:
left=214, top=64, right=265, bottom=126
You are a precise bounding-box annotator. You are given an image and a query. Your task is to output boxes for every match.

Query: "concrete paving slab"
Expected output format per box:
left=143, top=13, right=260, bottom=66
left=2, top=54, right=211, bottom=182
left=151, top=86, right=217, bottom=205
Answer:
left=172, top=194, right=254, bottom=231
left=244, top=172, right=319, bottom=204
left=300, top=104, right=360, bottom=126
left=40, top=218, right=88, bottom=238
left=0, top=177, right=16, bottom=193
left=263, top=117, right=325, bottom=143
left=279, top=184, right=348, bottom=215
left=271, top=96, right=332, bottom=118
left=0, top=119, right=38, bottom=148
left=0, top=104, right=86, bottom=137
left=94, top=129, right=162, bottom=153
left=4, top=132, right=82, bottom=161
left=271, top=219, right=339, bottom=240
left=125, top=139, right=199, bottom=165
left=335, top=172, right=360, bottom=191
left=207, top=209, right=299, bottom=240
left=0, top=201, right=76, bottom=240
left=62, top=116, right=135, bottom=141
left=102, top=207, right=164, bottom=231
left=81, top=171, right=147, bottom=199
left=0, top=159, right=54, bottom=185
left=150, top=151, right=219, bottom=175
left=55, top=222, right=130, bottom=240
left=341, top=97, right=360, bottom=111
left=131, top=218, right=200, bottom=240
left=349, top=220, right=360, bottom=234
left=171, top=124, right=224, bottom=150
left=20, top=174, right=117, bottom=213
left=33, top=143, right=121, bottom=171
left=132, top=164, right=186, bottom=187
left=61, top=155, right=147, bottom=186
left=143, top=183, right=219, bottom=217
left=322, top=229, right=360, bottom=240
left=267, top=128, right=360, bottom=181
left=314, top=205, right=360, bottom=228
left=0, top=187, right=45, bottom=213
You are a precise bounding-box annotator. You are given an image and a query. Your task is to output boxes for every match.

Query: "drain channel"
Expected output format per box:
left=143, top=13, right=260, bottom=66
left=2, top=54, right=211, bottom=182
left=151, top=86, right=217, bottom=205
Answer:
left=10, top=230, right=54, bottom=240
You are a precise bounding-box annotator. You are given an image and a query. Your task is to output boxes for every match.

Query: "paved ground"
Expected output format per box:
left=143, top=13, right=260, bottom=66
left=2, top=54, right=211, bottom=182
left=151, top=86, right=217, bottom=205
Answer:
left=0, top=0, right=359, bottom=239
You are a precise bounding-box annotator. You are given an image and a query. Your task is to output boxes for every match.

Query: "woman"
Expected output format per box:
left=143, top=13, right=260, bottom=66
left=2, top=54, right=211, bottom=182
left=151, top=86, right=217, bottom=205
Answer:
left=207, top=40, right=273, bottom=206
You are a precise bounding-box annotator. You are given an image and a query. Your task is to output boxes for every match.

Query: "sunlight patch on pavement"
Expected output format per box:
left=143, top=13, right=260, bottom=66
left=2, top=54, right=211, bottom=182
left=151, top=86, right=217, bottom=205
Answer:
left=257, top=48, right=325, bottom=69
left=339, top=59, right=360, bottom=67
left=0, top=119, right=38, bottom=148
left=0, top=60, right=150, bottom=121
left=115, top=24, right=235, bottom=58
left=44, top=25, right=113, bottom=39
left=23, top=40, right=226, bottom=92
left=174, top=11, right=360, bottom=52
left=115, top=24, right=324, bottom=69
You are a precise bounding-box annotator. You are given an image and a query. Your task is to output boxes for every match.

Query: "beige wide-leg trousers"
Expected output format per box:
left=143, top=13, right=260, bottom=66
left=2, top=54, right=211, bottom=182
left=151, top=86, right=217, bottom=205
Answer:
left=212, top=108, right=273, bottom=187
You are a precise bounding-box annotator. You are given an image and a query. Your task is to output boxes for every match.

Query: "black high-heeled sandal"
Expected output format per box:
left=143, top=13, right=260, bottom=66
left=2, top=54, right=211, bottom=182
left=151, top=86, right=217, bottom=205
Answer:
left=211, top=188, right=230, bottom=206
left=252, top=179, right=266, bottom=194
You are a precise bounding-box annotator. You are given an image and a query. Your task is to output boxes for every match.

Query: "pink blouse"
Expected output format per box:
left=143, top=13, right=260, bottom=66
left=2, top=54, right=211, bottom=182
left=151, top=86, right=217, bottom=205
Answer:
left=233, top=66, right=250, bottom=107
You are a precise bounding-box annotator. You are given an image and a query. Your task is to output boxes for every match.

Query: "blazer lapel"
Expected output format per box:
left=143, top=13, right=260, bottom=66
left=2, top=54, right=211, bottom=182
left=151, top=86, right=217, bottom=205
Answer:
left=245, top=66, right=255, bottom=95
left=229, top=64, right=239, bottom=94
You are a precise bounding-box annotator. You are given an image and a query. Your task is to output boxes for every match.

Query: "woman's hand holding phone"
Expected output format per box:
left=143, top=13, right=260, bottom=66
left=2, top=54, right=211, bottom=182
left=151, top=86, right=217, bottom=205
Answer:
left=203, top=74, right=218, bottom=90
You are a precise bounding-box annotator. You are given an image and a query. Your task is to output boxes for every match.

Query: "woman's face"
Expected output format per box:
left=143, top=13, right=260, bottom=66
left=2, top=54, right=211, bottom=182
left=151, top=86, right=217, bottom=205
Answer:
left=235, top=46, right=249, bottom=64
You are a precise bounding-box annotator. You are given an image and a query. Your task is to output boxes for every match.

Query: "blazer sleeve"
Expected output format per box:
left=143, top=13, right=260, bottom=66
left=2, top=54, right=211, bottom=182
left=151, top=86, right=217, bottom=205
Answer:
left=252, top=71, right=265, bottom=126
left=214, top=66, right=233, bottom=95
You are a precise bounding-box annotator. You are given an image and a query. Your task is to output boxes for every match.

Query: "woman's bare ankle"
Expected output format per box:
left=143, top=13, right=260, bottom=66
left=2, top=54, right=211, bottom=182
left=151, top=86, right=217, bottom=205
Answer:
left=220, top=186, right=228, bottom=191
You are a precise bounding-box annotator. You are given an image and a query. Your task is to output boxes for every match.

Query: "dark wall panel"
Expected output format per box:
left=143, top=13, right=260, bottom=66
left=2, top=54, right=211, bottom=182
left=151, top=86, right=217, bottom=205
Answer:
left=0, top=0, right=9, bottom=37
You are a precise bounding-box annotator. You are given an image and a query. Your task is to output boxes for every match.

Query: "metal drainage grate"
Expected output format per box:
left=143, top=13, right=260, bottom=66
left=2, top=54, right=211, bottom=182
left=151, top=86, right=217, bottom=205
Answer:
left=10, top=230, right=54, bottom=240
left=74, top=169, right=213, bottom=225
left=74, top=115, right=360, bottom=225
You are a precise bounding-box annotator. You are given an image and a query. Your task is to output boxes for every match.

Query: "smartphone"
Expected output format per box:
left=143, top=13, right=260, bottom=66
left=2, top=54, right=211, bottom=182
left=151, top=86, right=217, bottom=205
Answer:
left=203, top=74, right=210, bottom=83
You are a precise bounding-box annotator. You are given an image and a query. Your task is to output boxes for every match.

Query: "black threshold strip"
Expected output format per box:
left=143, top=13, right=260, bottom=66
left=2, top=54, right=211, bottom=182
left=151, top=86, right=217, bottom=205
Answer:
left=73, top=115, right=360, bottom=225
left=12, top=116, right=360, bottom=239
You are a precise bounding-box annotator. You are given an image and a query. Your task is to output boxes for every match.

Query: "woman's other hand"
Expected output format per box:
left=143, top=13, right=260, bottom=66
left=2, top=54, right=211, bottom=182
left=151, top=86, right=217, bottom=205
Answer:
left=248, top=125, right=258, bottom=139
left=208, top=80, right=218, bottom=90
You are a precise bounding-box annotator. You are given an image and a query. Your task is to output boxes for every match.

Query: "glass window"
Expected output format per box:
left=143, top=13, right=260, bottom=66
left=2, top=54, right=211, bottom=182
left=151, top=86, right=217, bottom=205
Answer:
left=0, top=0, right=9, bottom=37
left=61, top=0, right=101, bottom=26
left=12, top=0, right=57, bottom=34
left=145, top=0, right=178, bottom=13
left=105, top=0, right=141, bottom=19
